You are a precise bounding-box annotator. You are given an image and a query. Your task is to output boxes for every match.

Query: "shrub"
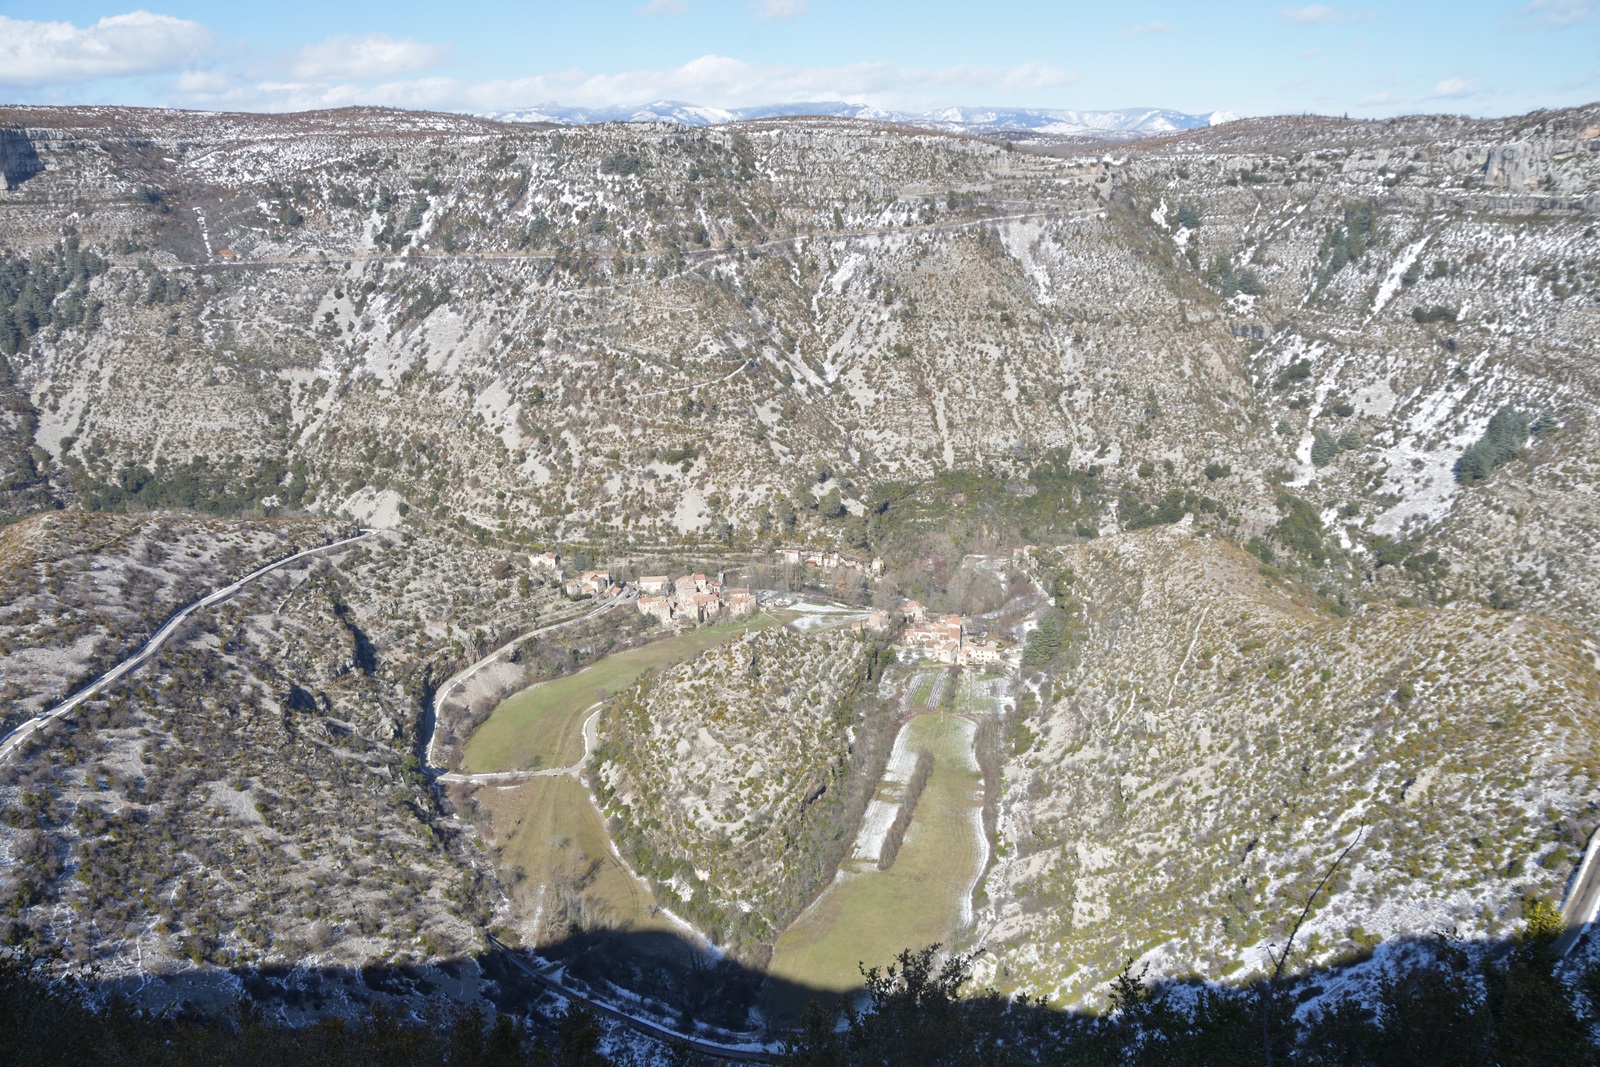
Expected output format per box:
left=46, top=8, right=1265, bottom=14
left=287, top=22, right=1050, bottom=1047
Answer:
left=1276, top=359, right=1313, bottom=389
left=1412, top=305, right=1459, bottom=325
left=1272, top=493, right=1328, bottom=563
left=1315, top=201, right=1379, bottom=285
left=1204, top=253, right=1265, bottom=298
left=1311, top=430, right=1340, bottom=467
left=599, top=151, right=646, bottom=176
left=1454, top=406, right=1529, bottom=486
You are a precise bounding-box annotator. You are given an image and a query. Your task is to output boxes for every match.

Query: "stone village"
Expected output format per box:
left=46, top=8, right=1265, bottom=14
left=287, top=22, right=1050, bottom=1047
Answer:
left=530, top=546, right=1014, bottom=668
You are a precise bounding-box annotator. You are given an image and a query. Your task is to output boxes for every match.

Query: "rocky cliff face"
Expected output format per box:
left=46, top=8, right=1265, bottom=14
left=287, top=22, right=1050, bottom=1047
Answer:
left=0, top=127, right=44, bottom=191
left=0, top=104, right=1594, bottom=627
left=0, top=101, right=1597, bottom=1006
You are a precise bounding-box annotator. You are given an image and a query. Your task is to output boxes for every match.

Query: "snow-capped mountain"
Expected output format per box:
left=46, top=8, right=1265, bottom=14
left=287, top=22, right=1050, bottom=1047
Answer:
left=486, top=100, right=1237, bottom=139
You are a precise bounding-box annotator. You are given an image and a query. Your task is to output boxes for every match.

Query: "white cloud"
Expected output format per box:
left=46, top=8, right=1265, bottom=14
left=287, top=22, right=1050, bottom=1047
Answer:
left=173, top=68, right=234, bottom=94
left=1123, top=21, right=1173, bottom=36
left=1517, top=0, right=1593, bottom=26
left=0, top=10, right=212, bottom=85
left=1299, top=48, right=1322, bottom=58
left=289, top=33, right=450, bottom=80
left=1282, top=5, right=1340, bottom=22
left=174, top=53, right=1080, bottom=115
left=1280, top=5, right=1373, bottom=23
left=751, top=0, right=808, bottom=20
left=1430, top=78, right=1480, bottom=98
left=639, top=0, right=690, bottom=13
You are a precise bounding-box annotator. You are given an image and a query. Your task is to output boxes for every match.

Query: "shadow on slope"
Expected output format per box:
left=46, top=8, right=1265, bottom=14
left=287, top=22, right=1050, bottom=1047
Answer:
left=0, top=127, right=43, bottom=190
left=6, top=912, right=1600, bottom=1065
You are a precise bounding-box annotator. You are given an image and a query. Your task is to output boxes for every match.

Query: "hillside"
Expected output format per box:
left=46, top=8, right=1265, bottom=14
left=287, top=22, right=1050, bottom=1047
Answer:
left=595, top=625, right=889, bottom=954
left=982, top=524, right=1600, bottom=1001
left=0, top=104, right=1592, bottom=628
left=0, top=100, right=1596, bottom=1029
left=0, top=511, right=566, bottom=983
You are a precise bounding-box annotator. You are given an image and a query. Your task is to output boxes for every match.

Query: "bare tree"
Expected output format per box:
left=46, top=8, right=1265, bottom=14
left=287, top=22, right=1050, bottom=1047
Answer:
left=1260, top=826, right=1367, bottom=1066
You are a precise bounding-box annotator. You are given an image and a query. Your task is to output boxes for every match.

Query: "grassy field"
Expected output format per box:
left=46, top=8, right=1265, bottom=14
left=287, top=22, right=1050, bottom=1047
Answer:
left=462, top=613, right=783, bottom=774
left=474, top=776, right=674, bottom=937
left=766, top=712, right=984, bottom=1016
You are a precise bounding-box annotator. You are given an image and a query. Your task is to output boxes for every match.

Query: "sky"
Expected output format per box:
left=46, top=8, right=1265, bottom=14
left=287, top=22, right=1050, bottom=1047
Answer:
left=0, top=1, right=1594, bottom=120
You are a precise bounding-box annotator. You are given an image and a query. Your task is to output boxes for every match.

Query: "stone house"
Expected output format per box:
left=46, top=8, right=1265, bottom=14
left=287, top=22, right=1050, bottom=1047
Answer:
left=688, top=592, right=721, bottom=622
left=723, top=588, right=756, bottom=618
left=904, top=614, right=963, bottom=663
left=961, top=641, right=1005, bottom=666
left=637, top=595, right=673, bottom=625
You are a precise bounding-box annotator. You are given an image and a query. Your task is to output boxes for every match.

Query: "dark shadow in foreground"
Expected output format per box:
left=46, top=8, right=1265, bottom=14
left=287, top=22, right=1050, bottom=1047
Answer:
left=5, top=910, right=1600, bottom=1066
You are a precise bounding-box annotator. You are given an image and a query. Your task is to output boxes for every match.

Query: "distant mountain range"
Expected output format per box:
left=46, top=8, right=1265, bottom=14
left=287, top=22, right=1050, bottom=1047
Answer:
left=485, top=100, right=1240, bottom=140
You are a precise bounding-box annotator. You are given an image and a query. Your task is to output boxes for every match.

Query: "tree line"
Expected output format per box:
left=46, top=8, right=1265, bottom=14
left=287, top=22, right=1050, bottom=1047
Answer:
left=7, top=902, right=1597, bottom=1065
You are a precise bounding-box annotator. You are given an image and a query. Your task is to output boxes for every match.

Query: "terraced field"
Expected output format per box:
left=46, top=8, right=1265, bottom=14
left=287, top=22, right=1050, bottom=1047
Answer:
left=765, top=705, right=986, bottom=1015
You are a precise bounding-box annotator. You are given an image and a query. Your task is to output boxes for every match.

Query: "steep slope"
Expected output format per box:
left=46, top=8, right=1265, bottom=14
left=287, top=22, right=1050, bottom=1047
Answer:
left=0, top=102, right=1596, bottom=1014
left=595, top=625, right=888, bottom=953
left=0, top=512, right=345, bottom=729
left=980, top=524, right=1600, bottom=1003
left=0, top=513, right=566, bottom=979
left=0, top=104, right=1592, bottom=633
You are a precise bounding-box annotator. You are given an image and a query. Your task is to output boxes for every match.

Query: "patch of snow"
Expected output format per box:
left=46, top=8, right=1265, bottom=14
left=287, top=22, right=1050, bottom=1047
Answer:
left=1369, top=238, right=1429, bottom=321
left=341, top=487, right=407, bottom=529
left=1352, top=378, right=1398, bottom=418
left=998, top=219, right=1056, bottom=304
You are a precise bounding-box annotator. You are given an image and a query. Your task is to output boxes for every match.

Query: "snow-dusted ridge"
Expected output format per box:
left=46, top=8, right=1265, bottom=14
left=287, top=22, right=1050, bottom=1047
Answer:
left=486, top=99, right=1236, bottom=140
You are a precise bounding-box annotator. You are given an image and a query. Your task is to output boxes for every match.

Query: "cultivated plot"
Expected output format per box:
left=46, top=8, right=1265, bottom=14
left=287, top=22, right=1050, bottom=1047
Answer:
left=462, top=614, right=782, bottom=774
left=766, top=710, right=984, bottom=1014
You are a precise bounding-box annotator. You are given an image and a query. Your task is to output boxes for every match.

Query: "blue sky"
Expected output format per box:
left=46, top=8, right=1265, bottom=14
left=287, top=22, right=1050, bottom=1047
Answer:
left=0, top=1, right=1594, bottom=119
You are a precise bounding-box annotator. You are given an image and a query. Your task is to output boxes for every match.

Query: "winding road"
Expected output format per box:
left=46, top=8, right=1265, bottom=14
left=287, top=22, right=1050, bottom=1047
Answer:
left=1557, top=829, right=1600, bottom=956
left=421, top=594, right=632, bottom=775
left=3, top=549, right=775, bottom=1050
left=434, top=707, right=601, bottom=786
left=484, top=932, right=776, bottom=1063
left=0, top=529, right=375, bottom=764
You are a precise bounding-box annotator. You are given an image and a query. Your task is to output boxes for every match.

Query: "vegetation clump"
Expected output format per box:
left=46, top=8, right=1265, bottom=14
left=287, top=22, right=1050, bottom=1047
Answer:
left=1412, top=304, right=1459, bottom=324
left=1455, top=406, right=1529, bottom=485
left=1315, top=201, right=1379, bottom=287
left=1203, top=252, right=1265, bottom=298
left=0, top=236, right=108, bottom=355
left=877, top=750, right=934, bottom=871
left=599, top=151, right=647, bottom=176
